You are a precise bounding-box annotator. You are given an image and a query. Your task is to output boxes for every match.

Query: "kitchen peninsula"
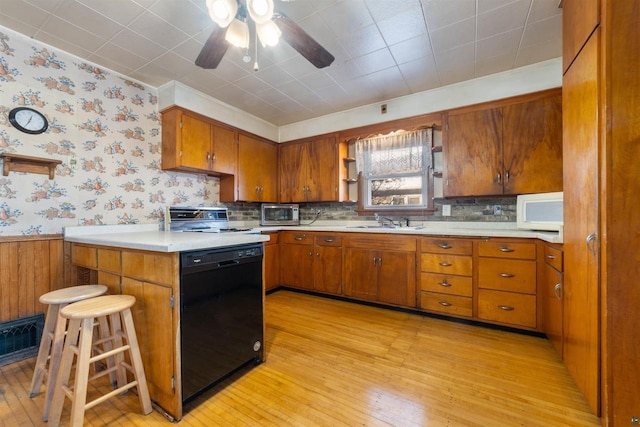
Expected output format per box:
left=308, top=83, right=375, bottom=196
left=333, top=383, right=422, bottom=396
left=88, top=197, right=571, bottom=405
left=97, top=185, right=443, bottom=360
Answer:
left=64, top=221, right=561, bottom=420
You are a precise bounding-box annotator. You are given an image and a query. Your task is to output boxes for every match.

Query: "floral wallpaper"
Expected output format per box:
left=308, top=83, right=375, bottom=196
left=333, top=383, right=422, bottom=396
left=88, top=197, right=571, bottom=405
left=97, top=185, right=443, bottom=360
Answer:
left=0, top=26, right=219, bottom=236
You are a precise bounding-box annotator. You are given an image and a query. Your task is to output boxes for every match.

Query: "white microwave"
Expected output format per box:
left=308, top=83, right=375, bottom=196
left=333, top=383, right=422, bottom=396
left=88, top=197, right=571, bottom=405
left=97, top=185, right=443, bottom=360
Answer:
left=516, top=192, right=563, bottom=232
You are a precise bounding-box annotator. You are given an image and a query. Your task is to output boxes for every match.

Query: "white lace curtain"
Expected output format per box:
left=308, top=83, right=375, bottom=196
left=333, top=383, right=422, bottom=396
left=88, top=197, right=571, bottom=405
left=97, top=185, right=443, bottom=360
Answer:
left=355, top=128, right=432, bottom=177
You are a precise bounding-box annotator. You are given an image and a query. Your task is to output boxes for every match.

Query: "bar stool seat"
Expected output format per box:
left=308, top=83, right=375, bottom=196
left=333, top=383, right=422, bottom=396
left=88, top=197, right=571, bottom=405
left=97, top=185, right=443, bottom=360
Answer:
left=30, top=284, right=108, bottom=421
left=49, top=294, right=152, bottom=427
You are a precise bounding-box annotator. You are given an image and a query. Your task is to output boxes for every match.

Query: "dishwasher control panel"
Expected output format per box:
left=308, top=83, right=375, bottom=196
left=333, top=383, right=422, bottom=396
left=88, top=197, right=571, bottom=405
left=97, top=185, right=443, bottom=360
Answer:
left=181, top=244, right=263, bottom=269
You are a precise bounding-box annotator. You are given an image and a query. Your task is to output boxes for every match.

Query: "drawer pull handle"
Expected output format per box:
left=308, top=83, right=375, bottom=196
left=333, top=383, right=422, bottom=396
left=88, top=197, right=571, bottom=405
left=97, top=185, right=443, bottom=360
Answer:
left=546, top=254, right=556, bottom=260
left=324, top=238, right=335, bottom=243
left=294, top=236, right=304, bottom=241
left=554, top=283, right=562, bottom=300
left=499, top=273, right=515, bottom=278
left=439, top=262, right=452, bottom=267
left=439, top=244, right=452, bottom=249
left=439, top=301, right=452, bottom=307
left=439, top=281, right=452, bottom=287
left=498, top=305, right=515, bottom=311
left=499, top=247, right=514, bottom=252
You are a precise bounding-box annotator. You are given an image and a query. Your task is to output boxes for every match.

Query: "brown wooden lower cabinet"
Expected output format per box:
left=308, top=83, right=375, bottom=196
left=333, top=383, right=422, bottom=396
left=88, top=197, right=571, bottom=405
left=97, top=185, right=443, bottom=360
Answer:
left=263, top=232, right=280, bottom=291
left=542, top=243, right=563, bottom=357
left=70, top=243, right=181, bottom=420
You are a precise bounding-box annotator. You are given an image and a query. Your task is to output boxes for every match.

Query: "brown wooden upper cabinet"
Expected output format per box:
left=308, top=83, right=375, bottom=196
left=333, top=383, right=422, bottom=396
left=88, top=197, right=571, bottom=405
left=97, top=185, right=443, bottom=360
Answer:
left=161, top=106, right=237, bottom=176
left=279, top=136, right=338, bottom=202
left=444, top=90, right=562, bottom=197
left=562, top=0, right=599, bottom=73
left=220, top=133, right=278, bottom=202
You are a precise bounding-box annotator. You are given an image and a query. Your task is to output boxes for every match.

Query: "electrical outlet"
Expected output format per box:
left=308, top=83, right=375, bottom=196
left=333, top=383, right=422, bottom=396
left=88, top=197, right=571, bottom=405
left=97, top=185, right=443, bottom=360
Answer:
left=381, top=103, right=387, bottom=114
left=315, top=209, right=322, bottom=216
left=493, top=205, right=502, bottom=215
left=442, top=204, right=451, bottom=216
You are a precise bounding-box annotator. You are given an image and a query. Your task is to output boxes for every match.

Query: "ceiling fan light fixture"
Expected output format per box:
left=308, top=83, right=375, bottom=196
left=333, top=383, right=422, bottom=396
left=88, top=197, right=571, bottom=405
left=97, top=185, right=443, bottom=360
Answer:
left=256, top=20, right=281, bottom=47
left=247, top=0, right=274, bottom=24
left=206, top=0, right=237, bottom=28
left=225, top=18, right=249, bottom=48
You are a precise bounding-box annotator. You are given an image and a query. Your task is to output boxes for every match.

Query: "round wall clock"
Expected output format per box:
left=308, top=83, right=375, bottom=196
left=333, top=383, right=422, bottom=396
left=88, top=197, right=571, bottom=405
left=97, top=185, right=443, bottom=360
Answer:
left=8, top=107, right=49, bottom=134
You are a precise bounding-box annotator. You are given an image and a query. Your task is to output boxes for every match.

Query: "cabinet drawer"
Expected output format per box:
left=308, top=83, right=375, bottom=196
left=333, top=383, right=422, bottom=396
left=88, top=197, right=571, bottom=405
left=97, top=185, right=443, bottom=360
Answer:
left=477, top=241, right=536, bottom=259
left=72, top=245, right=97, bottom=268
left=420, top=238, right=472, bottom=255
left=421, top=254, right=472, bottom=276
left=262, top=232, right=279, bottom=245
left=98, top=248, right=121, bottom=273
left=477, top=289, right=537, bottom=328
left=280, top=232, right=313, bottom=245
left=420, top=272, right=472, bottom=297
left=478, top=258, right=536, bottom=294
left=420, top=292, right=472, bottom=317
left=544, top=245, right=563, bottom=271
left=314, top=234, right=342, bottom=247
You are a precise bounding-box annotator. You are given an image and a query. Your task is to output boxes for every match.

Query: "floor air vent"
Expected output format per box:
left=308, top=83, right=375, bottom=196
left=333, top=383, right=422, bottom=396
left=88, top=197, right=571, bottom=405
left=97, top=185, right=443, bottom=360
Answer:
left=0, top=313, right=44, bottom=366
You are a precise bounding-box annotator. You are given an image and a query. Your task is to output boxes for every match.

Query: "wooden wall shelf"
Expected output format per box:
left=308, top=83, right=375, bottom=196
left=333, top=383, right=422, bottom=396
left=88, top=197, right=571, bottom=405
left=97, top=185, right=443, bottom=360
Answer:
left=1, top=153, right=62, bottom=179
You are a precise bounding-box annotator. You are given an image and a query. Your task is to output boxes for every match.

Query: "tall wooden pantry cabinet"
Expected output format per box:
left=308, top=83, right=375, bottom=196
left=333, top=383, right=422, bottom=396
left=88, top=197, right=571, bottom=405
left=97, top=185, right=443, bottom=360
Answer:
left=562, top=0, right=640, bottom=425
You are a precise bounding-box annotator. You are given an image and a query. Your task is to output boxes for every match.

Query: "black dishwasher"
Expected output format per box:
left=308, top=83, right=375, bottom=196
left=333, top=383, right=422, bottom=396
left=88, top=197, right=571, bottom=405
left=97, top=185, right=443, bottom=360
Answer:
left=180, top=243, right=264, bottom=404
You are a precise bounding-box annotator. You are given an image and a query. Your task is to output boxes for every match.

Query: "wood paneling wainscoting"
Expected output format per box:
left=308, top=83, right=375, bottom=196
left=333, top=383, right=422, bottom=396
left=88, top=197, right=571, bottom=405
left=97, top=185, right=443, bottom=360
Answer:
left=0, top=235, right=65, bottom=323
left=1, top=291, right=600, bottom=426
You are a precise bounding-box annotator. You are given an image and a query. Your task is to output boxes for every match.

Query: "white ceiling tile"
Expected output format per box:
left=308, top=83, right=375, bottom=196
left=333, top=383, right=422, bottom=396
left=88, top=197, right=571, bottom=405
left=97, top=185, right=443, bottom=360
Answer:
left=476, top=51, right=516, bottom=76
left=367, top=67, right=411, bottom=98
left=40, top=16, right=107, bottom=51
left=275, top=0, right=319, bottom=22
left=253, top=65, right=296, bottom=87
left=54, top=0, right=124, bottom=40
left=150, top=52, right=200, bottom=79
left=435, top=42, right=476, bottom=83
left=128, top=11, right=188, bottom=49
left=35, top=29, right=93, bottom=58
left=110, top=28, right=166, bottom=61
left=298, top=70, right=336, bottom=91
left=338, top=23, right=386, bottom=58
left=92, top=42, right=149, bottom=70
left=388, top=33, right=432, bottom=65
left=478, top=0, right=522, bottom=14
left=209, top=57, right=252, bottom=83
left=232, top=74, right=271, bottom=94
left=520, top=13, right=561, bottom=47
left=16, top=0, right=65, bottom=13
left=423, top=0, right=476, bottom=31
left=377, top=6, right=428, bottom=46
left=255, top=86, right=287, bottom=104
left=171, top=38, right=206, bottom=64
left=87, top=53, right=135, bottom=76
left=477, top=0, right=530, bottom=39
left=319, top=0, right=373, bottom=37
left=149, top=0, right=211, bottom=37
left=355, top=48, right=396, bottom=74
left=514, top=37, right=561, bottom=67
left=325, top=59, right=366, bottom=81
left=127, top=64, right=173, bottom=87
left=0, top=14, right=40, bottom=38
left=75, top=0, right=145, bottom=26
left=0, top=0, right=52, bottom=30
left=365, top=0, right=421, bottom=22
left=477, top=28, right=522, bottom=58
left=179, top=68, right=228, bottom=93
left=398, top=55, right=440, bottom=92
left=429, top=16, right=475, bottom=53
left=528, top=0, right=562, bottom=22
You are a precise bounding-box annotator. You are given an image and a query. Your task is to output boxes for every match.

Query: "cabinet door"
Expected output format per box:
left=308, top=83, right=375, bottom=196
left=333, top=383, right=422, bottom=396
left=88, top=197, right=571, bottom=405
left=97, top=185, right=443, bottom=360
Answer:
left=445, top=108, right=503, bottom=196
left=280, top=243, right=313, bottom=290
left=264, top=233, right=280, bottom=291
left=258, top=140, right=278, bottom=202
left=562, top=30, right=600, bottom=416
left=344, top=248, right=378, bottom=301
left=313, top=245, right=342, bottom=294
left=543, top=263, right=563, bottom=357
left=279, top=143, right=308, bottom=202
left=377, top=250, right=416, bottom=307
left=210, top=125, right=236, bottom=175
left=562, top=0, right=599, bottom=73
left=502, top=94, right=563, bottom=195
left=306, top=137, right=337, bottom=202
left=180, top=113, right=211, bottom=171
left=121, top=277, right=177, bottom=418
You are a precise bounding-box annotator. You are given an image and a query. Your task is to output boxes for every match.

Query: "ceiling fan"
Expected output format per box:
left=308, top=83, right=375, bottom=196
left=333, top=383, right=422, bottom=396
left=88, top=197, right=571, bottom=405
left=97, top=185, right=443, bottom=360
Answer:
left=196, top=0, right=335, bottom=70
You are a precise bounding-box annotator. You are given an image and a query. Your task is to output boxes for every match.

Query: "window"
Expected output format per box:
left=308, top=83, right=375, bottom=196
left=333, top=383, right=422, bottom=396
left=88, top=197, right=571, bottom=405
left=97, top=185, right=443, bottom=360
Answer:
left=355, top=128, right=433, bottom=211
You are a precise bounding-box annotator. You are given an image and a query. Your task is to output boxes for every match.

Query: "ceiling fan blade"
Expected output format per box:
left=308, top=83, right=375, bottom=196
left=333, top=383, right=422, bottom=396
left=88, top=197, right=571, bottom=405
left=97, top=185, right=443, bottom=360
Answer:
left=272, top=14, right=335, bottom=69
left=195, top=26, right=229, bottom=69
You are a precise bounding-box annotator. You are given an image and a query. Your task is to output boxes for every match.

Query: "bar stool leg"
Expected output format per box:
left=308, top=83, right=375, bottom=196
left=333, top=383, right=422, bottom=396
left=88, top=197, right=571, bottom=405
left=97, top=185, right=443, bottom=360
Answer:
left=68, top=318, right=95, bottom=427
left=121, top=308, right=152, bottom=414
left=109, top=311, right=128, bottom=390
left=42, top=307, right=67, bottom=421
left=96, top=315, right=118, bottom=387
left=29, top=303, right=58, bottom=397
left=49, top=317, right=82, bottom=427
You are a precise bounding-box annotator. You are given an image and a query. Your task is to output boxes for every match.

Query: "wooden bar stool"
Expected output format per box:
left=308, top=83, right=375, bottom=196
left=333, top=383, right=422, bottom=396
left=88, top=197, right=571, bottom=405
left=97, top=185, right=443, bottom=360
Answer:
left=48, top=294, right=152, bottom=427
left=29, top=284, right=108, bottom=421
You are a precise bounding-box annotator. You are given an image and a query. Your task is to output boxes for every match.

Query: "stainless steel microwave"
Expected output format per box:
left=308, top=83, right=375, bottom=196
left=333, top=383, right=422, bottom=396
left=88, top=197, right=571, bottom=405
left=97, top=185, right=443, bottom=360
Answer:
left=516, top=192, right=563, bottom=231
left=260, top=204, right=300, bottom=226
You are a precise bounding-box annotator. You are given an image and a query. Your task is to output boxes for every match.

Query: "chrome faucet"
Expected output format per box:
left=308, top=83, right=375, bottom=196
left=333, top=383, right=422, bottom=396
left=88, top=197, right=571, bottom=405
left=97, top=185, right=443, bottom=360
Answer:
left=374, top=213, right=396, bottom=227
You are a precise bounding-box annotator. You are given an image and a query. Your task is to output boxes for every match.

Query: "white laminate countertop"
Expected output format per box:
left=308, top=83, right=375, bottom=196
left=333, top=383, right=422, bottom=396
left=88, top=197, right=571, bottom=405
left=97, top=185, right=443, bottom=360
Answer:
left=64, top=221, right=562, bottom=252
left=64, top=224, right=270, bottom=252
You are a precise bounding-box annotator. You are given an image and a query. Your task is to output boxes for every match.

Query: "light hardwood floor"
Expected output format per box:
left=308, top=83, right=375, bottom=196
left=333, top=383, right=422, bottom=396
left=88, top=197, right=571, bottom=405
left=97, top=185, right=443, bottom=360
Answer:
left=1, top=290, right=600, bottom=426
